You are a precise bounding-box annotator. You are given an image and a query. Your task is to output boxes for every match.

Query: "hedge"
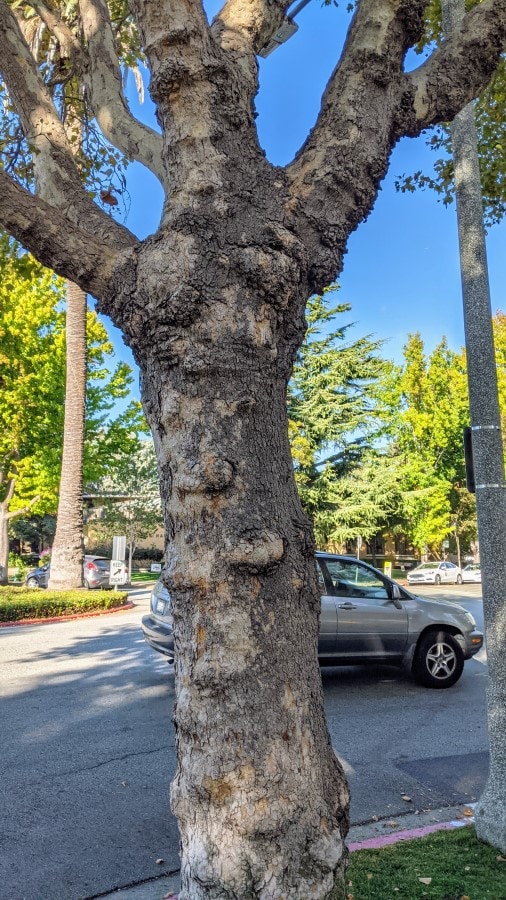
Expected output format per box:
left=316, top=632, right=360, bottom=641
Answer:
left=0, top=587, right=129, bottom=623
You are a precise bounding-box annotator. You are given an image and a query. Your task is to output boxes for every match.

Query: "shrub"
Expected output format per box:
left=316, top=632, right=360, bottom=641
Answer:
left=8, top=552, right=27, bottom=582
left=0, top=588, right=129, bottom=622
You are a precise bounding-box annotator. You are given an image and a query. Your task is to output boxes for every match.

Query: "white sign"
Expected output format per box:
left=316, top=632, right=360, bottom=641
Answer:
left=442, top=539, right=450, bottom=549
left=109, top=560, right=128, bottom=585
left=150, top=563, right=162, bottom=573
left=357, top=536, right=362, bottom=548
left=112, top=536, right=126, bottom=562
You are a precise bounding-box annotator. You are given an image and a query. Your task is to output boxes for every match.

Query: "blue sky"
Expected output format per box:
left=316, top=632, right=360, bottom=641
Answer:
left=99, top=0, right=505, bottom=400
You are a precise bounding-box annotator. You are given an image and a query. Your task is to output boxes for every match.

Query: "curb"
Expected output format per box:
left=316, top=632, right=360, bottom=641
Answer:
left=94, top=806, right=477, bottom=900
left=0, top=600, right=135, bottom=628
left=347, top=804, right=476, bottom=852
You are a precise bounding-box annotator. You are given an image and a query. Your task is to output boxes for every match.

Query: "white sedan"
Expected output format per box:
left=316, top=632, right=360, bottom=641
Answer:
left=407, top=561, right=462, bottom=586
left=462, top=563, right=482, bottom=583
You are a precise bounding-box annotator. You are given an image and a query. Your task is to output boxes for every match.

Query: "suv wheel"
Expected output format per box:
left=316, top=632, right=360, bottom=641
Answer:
left=434, top=574, right=441, bottom=585
left=413, top=630, right=464, bottom=688
left=26, top=576, right=39, bottom=588
left=456, top=574, right=463, bottom=585
left=84, top=578, right=91, bottom=590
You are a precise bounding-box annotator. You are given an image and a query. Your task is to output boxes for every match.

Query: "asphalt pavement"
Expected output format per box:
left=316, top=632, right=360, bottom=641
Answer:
left=0, top=581, right=488, bottom=900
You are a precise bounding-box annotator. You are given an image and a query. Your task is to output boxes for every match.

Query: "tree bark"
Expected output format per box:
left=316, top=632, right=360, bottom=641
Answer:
left=134, top=293, right=350, bottom=896
left=48, top=282, right=86, bottom=590
left=0, top=502, right=10, bottom=585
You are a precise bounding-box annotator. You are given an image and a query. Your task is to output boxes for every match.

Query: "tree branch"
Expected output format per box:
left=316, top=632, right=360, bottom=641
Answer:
left=0, top=170, right=136, bottom=298
left=77, top=0, right=165, bottom=183
left=129, top=0, right=242, bottom=198
left=26, top=0, right=82, bottom=59
left=211, top=0, right=290, bottom=56
left=284, top=0, right=505, bottom=294
left=2, top=473, right=17, bottom=509
left=129, top=0, right=213, bottom=101
left=0, top=0, right=137, bottom=252
left=285, top=0, right=426, bottom=290
left=405, top=0, right=506, bottom=132
left=5, top=494, right=41, bottom=522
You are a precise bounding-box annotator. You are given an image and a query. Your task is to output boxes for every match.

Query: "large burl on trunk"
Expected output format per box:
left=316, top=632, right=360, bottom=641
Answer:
left=1, top=0, right=505, bottom=895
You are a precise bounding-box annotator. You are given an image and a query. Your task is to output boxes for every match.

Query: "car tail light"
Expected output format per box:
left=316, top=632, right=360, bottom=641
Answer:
left=86, top=561, right=98, bottom=571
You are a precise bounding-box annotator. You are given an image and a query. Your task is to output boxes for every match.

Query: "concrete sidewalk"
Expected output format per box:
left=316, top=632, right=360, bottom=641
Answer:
left=96, top=803, right=476, bottom=900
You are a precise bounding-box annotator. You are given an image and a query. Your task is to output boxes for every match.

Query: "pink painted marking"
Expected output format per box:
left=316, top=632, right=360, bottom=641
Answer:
left=347, top=819, right=468, bottom=852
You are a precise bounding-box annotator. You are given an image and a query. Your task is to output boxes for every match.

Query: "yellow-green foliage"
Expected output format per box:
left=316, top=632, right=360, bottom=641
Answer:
left=0, top=587, right=128, bottom=622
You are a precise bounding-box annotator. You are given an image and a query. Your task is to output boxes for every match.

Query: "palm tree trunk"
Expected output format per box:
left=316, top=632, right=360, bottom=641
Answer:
left=47, top=281, right=86, bottom=589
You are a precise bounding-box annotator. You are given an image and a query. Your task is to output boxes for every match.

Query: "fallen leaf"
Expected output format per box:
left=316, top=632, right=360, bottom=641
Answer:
left=163, top=893, right=177, bottom=899
left=371, top=815, right=378, bottom=822
left=419, top=877, right=432, bottom=885
left=460, top=896, right=471, bottom=900
left=464, top=866, right=471, bottom=871
left=366, top=873, right=373, bottom=880
left=387, top=820, right=398, bottom=828
left=496, top=855, right=506, bottom=862
left=155, top=858, right=164, bottom=865
left=120, top=781, right=128, bottom=787
left=463, top=807, right=474, bottom=817
left=401, top=795, right=412, bottom=802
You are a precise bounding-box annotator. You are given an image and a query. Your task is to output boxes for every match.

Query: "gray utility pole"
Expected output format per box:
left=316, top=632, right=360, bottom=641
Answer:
left=442, top=0, right=506, bottom=853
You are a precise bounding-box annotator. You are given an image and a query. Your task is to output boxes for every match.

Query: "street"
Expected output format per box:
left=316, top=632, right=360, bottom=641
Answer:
left=0, top=583, right=488, bottom=900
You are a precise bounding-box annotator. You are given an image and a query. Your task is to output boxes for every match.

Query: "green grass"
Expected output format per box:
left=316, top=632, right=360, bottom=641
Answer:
left=0, top=587, right=129, bottom=622
left=130, top=572, right=159, bottom=582
left=346, top=827, right=506, bottom=899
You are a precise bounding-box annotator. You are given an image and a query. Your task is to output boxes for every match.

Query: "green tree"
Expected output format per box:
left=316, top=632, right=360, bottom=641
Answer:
left=288, top=290, right=395, bottom=545
left=317, top=450, right=404, bottom=552
left=383, top=333, right=471, bottom=556
left=88, top=440, right=163, bottom=578
left=0, top=238, right=145, bottom=582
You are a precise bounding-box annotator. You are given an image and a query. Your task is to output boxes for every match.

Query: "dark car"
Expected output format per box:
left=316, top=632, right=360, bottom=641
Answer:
left=25, top=555, right=111, bottom=590
left=142, top=553, right=483, bottom=689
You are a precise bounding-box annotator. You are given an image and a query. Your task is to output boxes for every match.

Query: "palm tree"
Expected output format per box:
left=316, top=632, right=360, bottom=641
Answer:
left=47, top=282, right=86, bottom=589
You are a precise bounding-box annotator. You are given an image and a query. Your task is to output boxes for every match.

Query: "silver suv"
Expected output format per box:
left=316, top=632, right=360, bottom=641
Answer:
left=142, top=553, right=483, bottom=689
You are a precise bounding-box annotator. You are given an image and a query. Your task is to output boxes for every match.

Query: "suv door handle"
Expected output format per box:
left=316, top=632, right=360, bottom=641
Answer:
left=338, top=602, right=357, bottom=610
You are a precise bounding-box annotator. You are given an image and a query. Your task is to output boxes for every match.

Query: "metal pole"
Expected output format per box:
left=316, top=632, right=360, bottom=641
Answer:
left=442, top=0, right=506, bottom=853
left=288, top=0, right=313, bottom=19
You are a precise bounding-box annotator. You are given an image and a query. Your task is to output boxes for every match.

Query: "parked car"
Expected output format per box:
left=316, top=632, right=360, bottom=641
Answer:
left=25, top=556, right=111, bottom=589
left=142, top=553, right=482, bottom=688
left=407, top=561, right=462, bottom=586
left=462, top=563, right=482, bottom=584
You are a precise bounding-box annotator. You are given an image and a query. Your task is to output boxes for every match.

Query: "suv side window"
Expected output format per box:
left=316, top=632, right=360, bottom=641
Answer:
left=323, top=559, right=390, bottom=601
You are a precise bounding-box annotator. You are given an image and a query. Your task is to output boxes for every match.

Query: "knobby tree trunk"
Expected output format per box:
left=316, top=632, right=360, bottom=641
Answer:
left=48, top=281, right=86, bottom=590
left=132, top=279, right=350, bottom=897
left=104, top=201, right=352, bottom=893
